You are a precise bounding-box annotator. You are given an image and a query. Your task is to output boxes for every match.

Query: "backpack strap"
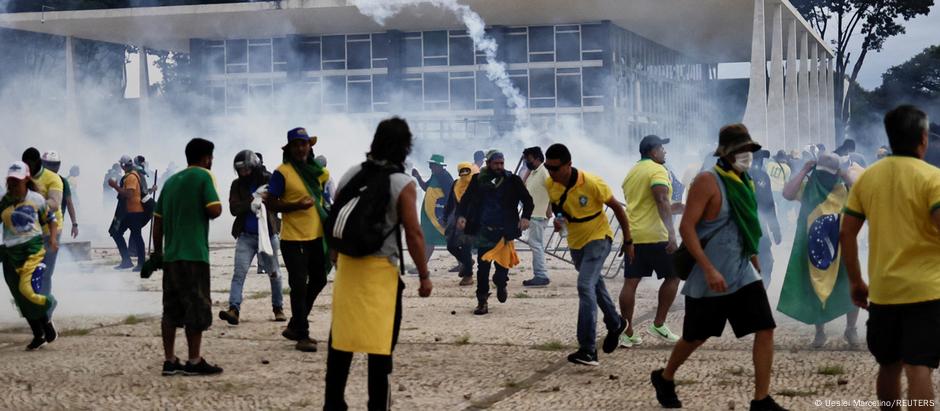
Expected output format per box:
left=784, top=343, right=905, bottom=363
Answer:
left=395, top=223, right=405, bottom=276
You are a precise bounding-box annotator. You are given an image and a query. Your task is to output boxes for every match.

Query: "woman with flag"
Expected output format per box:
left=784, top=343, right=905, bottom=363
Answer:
left=777, top=153, right=859, bottom=348
left=443, top=162, right=476, bottom=285
left=411, top=154, right=453, bottom=263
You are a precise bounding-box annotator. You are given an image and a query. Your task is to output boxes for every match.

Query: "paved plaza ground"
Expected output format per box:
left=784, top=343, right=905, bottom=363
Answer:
left=0, top=243, right=930, bottom=410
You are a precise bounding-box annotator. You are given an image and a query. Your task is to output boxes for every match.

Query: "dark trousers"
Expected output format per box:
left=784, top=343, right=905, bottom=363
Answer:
left=476, top=244, right=509, bottom=303
left=446, top=229, right=474, bottom=277
left=113, top=212, right=147, bottom=265
left=281, top=239, right=327, bottom=339
left=324, top=280, right=404, bottom=411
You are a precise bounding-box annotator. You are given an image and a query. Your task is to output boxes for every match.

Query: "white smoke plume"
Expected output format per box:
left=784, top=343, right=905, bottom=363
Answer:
left=352, top=0, right=530, bottom=131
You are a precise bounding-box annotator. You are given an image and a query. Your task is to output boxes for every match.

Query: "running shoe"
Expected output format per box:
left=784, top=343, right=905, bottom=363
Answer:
left=42, top=320, right=57, bottom=343
left=162, top=359, right=184, bottom=376
left=648, top=323, right=680, bottom=343
left=183, top=359, right=223, bottom=376
left=603, top=319, right=627, bottom=354
left=750, top=395, right=788, bottom=411
left=651, top=369, right=682, bottom=408
left=567, top=350, right=599, bottom=366
left=619, top=330, right=643, bottom=348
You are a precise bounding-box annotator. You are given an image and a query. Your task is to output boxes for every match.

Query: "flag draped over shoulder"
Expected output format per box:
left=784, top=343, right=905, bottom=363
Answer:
left=776, top=169, right=854, bottom=325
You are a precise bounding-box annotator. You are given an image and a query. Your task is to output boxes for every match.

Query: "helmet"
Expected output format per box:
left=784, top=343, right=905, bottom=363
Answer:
left=233, top=150, right=260, bottom=171
left=41, top=151, right=61, bottom=163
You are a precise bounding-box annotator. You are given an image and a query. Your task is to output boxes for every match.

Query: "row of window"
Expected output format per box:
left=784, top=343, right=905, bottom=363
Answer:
left=201, top=23, right=610, bottom=75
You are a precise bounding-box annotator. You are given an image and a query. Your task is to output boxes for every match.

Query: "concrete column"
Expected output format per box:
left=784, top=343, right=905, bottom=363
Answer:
left=826, top=57, right=836, bottom=147
left=767, top=4, right=785, bottom=152
left=798, top=32, right=810, bottom=149
left=808, top=45, right=820, bottom=148
left=817, top=54, right=829, bottom=148
left=741, top=0, right=768, bottom=144
left=65, top=36, right=78, bottom=135
left=784, top=20, right=799, bottom=151
left=138, top=46, right=150, bottom=149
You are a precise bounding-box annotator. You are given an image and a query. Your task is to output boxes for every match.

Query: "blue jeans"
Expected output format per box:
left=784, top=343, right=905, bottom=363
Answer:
left=41, top=234, right=60, bottom=294
left=228, top=233, right=284, bottom=310
left=571, top=238, right=621, bottom=352
left=528, top=218, right=548, bottom=280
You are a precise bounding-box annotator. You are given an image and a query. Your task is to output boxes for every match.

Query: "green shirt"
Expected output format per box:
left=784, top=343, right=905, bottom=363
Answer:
left=154, top=167, right=221, bottom=263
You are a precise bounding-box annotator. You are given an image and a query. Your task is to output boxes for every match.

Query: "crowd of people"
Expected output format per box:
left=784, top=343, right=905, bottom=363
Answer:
left=1, top=104, right=938, bottom=410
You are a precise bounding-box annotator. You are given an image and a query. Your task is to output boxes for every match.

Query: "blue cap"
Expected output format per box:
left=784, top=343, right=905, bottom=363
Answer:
left=287, top=127, right=311, bottom=143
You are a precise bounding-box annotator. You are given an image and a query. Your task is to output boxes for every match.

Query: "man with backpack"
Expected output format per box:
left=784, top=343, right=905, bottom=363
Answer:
left=266, top=127, right=330, bottom=353
left=109, top=155, right=149, bottom=271
left=456, top=150, right=534, bottom=315
left=323, top=117, right=432, bottom=410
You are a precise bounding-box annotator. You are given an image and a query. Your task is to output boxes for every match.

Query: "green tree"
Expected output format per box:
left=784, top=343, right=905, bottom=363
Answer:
left=791, top=0, right=933, bottom=140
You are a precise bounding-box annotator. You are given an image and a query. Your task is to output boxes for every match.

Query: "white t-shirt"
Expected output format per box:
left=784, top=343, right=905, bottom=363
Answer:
left=525, top=164, right=551, bottom=219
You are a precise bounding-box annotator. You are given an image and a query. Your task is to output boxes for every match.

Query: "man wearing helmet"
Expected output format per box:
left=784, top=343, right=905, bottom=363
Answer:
left=219, top=150, right=286, bottom=324
left=108, top=154, right=148, bottom=271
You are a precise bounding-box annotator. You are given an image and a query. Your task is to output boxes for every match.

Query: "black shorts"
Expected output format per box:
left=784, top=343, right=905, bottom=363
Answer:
left=867, top=299, right=940, bottom=368
left=682, top=281, right=776, bottom=342
left=162, top=261, right=212, bottom=332
left=625, top=242, right=676, bottom=279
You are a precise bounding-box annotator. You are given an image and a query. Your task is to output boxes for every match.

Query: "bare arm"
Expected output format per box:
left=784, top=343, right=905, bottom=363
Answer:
left=605, top=196, right=634, bottom=260
left=46, top=190, right=62, bottom=212
left=680, top=172, right=726, bottom=292
left=65, top=196, right=78, bottom=238
left=399, top=183, right=432, bottom=297
left=652, top=185, right=677, bottom=251
left=782, top=161, right=815, bottom=201
left=206, top=203, right=223, bottom=220
left=839, top=214, right=868, bottom=309
left=411, top=169, right=430, bottom=191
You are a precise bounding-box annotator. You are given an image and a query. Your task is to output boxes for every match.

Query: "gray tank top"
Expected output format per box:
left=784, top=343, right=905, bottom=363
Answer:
left=681, top=169, right=761, bottom=298
left=336, top=164, right=414, bottom=264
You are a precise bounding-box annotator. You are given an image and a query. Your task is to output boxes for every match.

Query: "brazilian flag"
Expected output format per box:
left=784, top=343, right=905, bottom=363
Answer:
left=420, top=174, right=450, bottom=246
left=776, top=169, right=854, bottom=325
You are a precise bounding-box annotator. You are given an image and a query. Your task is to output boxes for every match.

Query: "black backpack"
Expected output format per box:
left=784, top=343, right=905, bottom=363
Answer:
left=325, top=161, right=402, bottom=258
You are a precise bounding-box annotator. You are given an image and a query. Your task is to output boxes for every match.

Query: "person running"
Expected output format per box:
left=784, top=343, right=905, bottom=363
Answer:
left=266, top=127, right=330, bottom=353
left=619, top=135, right=682, bottom=348
left=751, top=150, right=782, bottom=288
left=456, top=150, right=533, bottom=315
left=521, top=146, right=552, bottom=288
left=778, top=153, right=859, bottom=349
left=150, top=138, right=223, bottom=376
left=0, top=161, right=58, bottom=350
left=544, top=143, right=632, bottom=366
left=21, top=148, right=63, bottom=291
left=651, top=124, right=785, bottom=411
left=41, top=152, right=79, bottom=239
left=443, top=162, right=476, bottom=286
left=108, top=155, right=148, bottom=271
left=411, top=154, right=453, bottom=264
left=218, top=150, right=286, bottom=325
left=841, top=105, right=940, bottom=410
left=323, top=117, right=433, bottom=411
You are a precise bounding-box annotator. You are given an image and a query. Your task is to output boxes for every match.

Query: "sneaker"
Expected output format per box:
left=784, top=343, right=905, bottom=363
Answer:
left=281, top=327, right=302, bottom=341
left=567, top=350, right=599, bottom=366
left=161, top=358, right=184, bottom=376
left=844, top=327, right=859, bottom=348
left=219, top=307, right=239, bottom=325
left=812, top=329, right=827, bottom=349
left=26, top=337, right=45, bottom=351
left=522, top=277, right=550, bottom=287
left=42, top=321, right=57, bottom=343
left=750, top=395, right=787, bottom=411
left=603, top=319, right=627, bottom=354
left=273, top=308, right=287, bottom=322
left=648, top=323, right=680, bottom=343
left=114, top=261, right=133, bottom=270
left=619, top=330, right=643, bottom=348
left=295, top=338, right=318, bottom=352
left=448, top=264, right=462, bottom=273
left=496, top=285, right=508, bottom=303
left=459, top=276, right=474, bottom=287
left=651, top=369, right=682, bottom=408
left=473, top=302, right=488, bottom=315
left=183, top=358, right=223, bottom=376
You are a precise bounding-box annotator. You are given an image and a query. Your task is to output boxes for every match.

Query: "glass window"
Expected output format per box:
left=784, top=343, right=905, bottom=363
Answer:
left=423, top=31, right=447, bottom=57
left=226, top=40, right=247, bottom=65
left=323, top=61, right=345, bottom=70
left=403, top=79, right=423, bottom=109
left=529, top=99, right=555, bottom=108
left=273, top=38, right=288, bottom=72
left=323, top=76, right=346, bottom=105
left=557, top=74, right=582, bottom=107
left=529, top=68, right=555, bottom=98
left=528, top=26, right=554, bottom=53
left=449, top=36, right=474, bottom=66
left=529, top=53, right=554, bottom=63
left=302, top=81, right=322, bottom=112
left=348, top=81, right=372, bottom=113
left=506, top=33, right=527, bottom=64
left=424, top=72, right=448, bottom=102
left=583, top=67, right=606, bottom=96
left=373, top=74, right=389, bottom=103
left=476, top=72, right=496, bottom=101
left=208, top=86, right=225, bottom=115
left=555, top=32, right=580, bottom=62
left=299, top=42, right=321, bottom=71
left=510, top=73, right=529, bottom=106
left=372, top=33, right=389, bottom=59
left=404, top=37, right=422, bottom=67
left=450, top=78, right=475, bottom=110
left=226, top=82, right=248, bottom=109
left=249, top=42, right=272, bottom=73
left=322, top=35, right=345, bottom=61
left=206, top=46, right=224, bottom=75
left=347, top=40, right=371, bottom=70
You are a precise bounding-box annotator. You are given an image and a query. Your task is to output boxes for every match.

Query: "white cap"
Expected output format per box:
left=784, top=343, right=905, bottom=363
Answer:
left=7, top=161, right=30, bottom=180
left=41, top=151, right=61, bottom=163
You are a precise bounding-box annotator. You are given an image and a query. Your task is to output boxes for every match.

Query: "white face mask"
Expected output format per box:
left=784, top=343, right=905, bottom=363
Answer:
left=732, top=152, right=753, bottom=172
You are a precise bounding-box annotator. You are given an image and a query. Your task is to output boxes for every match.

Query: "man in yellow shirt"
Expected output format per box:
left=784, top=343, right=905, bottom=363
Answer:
left=21, top=148, right=63, bottom=292
left=841, top=105, right=940, bottom=409
left=620, top=135, right=682, bottom=347
left=545, top=143, right=633, bottom=366
left=266, top=127, right=330, bottom=353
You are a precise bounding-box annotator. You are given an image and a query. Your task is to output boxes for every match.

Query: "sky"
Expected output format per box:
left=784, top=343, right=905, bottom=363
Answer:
left=125, top=4, right=940, bottom=97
